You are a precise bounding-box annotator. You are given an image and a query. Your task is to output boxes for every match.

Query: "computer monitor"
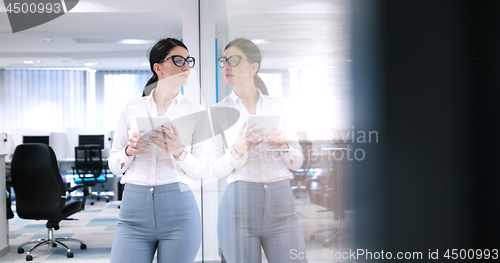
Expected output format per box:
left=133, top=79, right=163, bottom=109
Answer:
left=23, top=135, right=50, bottom=145
left=78, top=135, right=105, bottom=149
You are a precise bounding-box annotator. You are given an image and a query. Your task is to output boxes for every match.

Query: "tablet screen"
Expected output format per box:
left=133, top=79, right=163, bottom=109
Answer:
left=246, top=115, right=281, bottom=133
left=136, top=116, right=172, bottom=142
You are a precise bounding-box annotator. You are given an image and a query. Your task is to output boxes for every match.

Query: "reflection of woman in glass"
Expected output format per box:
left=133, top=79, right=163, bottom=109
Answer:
left=109, top=38, right=203, bottom=263
left=211, top=38, right=307, bottom=263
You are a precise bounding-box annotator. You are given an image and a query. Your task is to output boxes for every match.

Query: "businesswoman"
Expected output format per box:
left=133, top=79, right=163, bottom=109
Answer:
left=109, top=38, right=203, bottom=263
left=211, top=38, right=307, bottom=263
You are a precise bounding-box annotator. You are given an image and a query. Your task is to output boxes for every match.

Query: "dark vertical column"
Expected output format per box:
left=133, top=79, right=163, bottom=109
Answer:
left=472, top=0, right=500, bottom=249
left=352, top=0, right=500, bottom=261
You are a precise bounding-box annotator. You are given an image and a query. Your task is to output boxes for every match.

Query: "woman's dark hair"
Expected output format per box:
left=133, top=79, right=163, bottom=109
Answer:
left=143, top=38, right=188, bottom=96
left=224, top=38, right=269, bottom=95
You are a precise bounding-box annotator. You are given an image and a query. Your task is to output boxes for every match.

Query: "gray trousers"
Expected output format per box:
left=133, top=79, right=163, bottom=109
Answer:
left=110, top=183, right=201, bottom=263
left=218, top=180, right=307, bottom=263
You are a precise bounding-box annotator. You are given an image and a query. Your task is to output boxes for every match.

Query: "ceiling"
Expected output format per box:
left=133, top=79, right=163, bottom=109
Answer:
left=0, top=12, right=182, bottom=70
left=0, top=0, right=350, bottom=70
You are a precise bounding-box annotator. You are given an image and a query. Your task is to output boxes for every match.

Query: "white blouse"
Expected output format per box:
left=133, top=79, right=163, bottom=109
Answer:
left=108, top=89, right=207, bottom=186
left=208, top=90, right=303, bottom=184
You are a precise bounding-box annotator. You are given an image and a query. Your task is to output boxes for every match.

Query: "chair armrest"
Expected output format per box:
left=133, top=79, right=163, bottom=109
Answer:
left=67, top=185, right=86, bottom=193
left=305, top=177, right=323, bottom=191
left=66, top=185, right=87, bottom=210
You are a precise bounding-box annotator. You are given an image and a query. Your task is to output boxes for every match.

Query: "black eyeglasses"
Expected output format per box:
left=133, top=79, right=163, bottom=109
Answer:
left=218, top=55, right=254, bottom=68
left=158, top=55, right=195, bottom=68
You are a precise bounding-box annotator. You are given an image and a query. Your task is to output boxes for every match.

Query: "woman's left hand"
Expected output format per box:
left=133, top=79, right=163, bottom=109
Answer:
left=266, top=129, right=289, bottom=150
left=150, top=124, right=185, bottom=157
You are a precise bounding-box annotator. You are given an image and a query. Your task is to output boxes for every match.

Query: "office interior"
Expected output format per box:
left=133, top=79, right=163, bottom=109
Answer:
left=2, top=0, right=499, bottom=262
left=0, top=1, right=354, bottom=262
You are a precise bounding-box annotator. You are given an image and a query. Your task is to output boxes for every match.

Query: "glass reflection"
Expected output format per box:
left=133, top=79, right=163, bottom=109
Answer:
left=209, top=1, right=355, bottom=262
left=209, top=38, right=307, bottom=262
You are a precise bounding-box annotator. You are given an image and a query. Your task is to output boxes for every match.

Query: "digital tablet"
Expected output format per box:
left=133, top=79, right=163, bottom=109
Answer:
left=136, top=116, right=172, bottom=142
left=246, top=115, right=281, bottom=134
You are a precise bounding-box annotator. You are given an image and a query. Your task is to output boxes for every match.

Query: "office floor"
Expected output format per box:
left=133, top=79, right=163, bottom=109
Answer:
left=2, top=201, right=119, bottom=263
left=1, top=195, right=353, bottom=263
left=295, top=193, right=355, bottom=263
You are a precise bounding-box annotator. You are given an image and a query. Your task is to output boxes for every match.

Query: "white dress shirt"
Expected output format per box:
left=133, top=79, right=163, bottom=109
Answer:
left=109, top=89, right=207, bottom=186
left=209, top=90, right=303, bottom=183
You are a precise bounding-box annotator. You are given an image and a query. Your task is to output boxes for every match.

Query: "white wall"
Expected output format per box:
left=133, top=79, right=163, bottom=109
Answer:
left=0, top=133, right=8, bottom=156
left=199, top=0, right=230, bottom=260
left=0, top=155, right=8, bottom=257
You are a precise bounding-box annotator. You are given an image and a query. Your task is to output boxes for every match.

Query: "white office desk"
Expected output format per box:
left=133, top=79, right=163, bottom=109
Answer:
left=3, top=158, right=108, bottom=170
left=57, top=158, right=108, bottom=170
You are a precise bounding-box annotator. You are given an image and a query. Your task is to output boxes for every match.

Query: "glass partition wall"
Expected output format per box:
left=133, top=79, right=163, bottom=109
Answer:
left=199, top=1, right=353, bottom=262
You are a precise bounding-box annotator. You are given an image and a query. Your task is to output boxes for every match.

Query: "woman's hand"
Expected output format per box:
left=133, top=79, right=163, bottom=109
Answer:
left=266, top=129, right=289, bottom=150
left=150, top=124, right=185, bottom=157
left=125, top=131, right=151, bottom=156
left=233, top=122, right=266, bottom=155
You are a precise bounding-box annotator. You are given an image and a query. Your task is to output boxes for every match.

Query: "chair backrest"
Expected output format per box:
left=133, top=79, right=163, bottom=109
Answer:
left=74, top=145, right=103, bottom=179
left=11, top=143, right=66, bottom=220
left=326, top=150, right=350, bottom=219
left=299, top=141, right=313, bottom=171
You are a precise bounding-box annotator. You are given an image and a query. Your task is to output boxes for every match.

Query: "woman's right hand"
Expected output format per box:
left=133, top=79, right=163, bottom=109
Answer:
left=125, top=131, right=151, bottom=156
left=232, top=122, right=266, bottom=155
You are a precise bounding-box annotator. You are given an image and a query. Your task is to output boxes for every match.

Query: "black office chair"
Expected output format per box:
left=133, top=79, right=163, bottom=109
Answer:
left=73, top=145, right=109, bottom=205
left=11, top=143, right=87, bottom=261
left=307, top=148, right=352, bottom=247
left=292, top=141, right=313, bottom=199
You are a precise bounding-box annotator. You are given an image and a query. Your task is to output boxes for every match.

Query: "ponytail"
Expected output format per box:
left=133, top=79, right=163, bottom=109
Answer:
left=142, top=74, right=157, bottom=97
left=254, top=75, right=269, bottom=95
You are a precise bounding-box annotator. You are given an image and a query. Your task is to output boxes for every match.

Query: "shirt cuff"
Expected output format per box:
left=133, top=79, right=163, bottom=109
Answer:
left=280, top=147, right=298, bottom=162
left=224, top=150, right=247, bottom=169
left=174, top=151, right=193, bottom=166
left=119, top=146, right=135, bottom=168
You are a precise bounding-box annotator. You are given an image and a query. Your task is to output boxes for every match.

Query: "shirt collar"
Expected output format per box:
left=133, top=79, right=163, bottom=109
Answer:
left=230, top=88, right=264, bottom=103
left=172, top=90, right=184, bottom=103
left=148, top=88, right=184, bottom=105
